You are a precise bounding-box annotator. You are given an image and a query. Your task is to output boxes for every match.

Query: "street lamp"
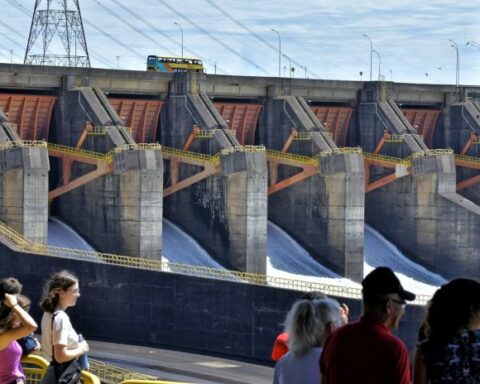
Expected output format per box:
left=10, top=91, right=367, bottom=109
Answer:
left=466, top=41, right=480, bottom=51
left=174, top=22, right=184, bottom=59
left=363, top=34, right=373, bottom=81
left=283, top=54, right=293, bottom=78
left=372, top=49, right=381, bottom=80
left=271, top=28, right=281, bottom=78
left=449, top=39, right=459, bottom=87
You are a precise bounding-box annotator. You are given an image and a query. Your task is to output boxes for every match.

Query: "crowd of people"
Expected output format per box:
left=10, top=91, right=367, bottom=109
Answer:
left=1, top=266, right=479, bottom=384
left=272, top=266, right=480, bottom=384
left=0, top=271, right=88, bottom=384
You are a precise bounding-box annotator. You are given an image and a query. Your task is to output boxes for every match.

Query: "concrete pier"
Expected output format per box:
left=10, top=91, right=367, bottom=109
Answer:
left=53, top=82, right=163, bottom=259
left=259, top=96, right=364, bottom=282
left=0, top=112, right=49, bottom=244
left=359, top=84, right=480, bottom=279
left=161, top=73, right=267, bottom=274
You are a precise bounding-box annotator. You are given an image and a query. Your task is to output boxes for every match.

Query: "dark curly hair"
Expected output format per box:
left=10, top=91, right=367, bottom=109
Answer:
left=424, top=278, right=480, bottom=346
left=0, top=294, right=31, bottom=333
left=40, top=270, right=78, bottom=313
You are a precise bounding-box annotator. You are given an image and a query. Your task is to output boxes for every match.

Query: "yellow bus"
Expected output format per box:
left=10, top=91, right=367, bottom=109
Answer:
left=146, top=55, right=204, bottom=73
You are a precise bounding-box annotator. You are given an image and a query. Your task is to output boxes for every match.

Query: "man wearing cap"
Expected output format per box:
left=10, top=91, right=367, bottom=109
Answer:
left=320, top=266, right=415, bottom=384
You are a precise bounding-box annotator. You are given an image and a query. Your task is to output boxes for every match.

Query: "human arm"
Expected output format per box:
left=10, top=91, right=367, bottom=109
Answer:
left=412, top=347, right=428, bottom=384
left=0, top=294, right=37, bottom=350
left=53, top=340, right=89, bottom=363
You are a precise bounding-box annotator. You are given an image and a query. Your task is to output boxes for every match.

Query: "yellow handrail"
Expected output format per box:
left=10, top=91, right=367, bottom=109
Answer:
left=266, top=149, right=318, bottom=165
left=363, top=152, right=411, bottom=166
left=0, top=140, right=47, bottom=151
left=455, top=154, right=480, bottom=165
left=120, top=380, right=194, bottom=384
left=47, top=143, right=113, bottom=162
left=0, top=221, right=432, bottom=305
left=21, top=355, right=101, bottom=384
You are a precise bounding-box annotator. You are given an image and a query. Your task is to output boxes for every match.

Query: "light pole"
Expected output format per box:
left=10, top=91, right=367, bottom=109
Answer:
left=116, top=55, right=119, bottom=69
left=9, top=49, right=13, bottom=64
left=271, top=28, right=281, bottom=78
left=363, top=34, right=373, bottom=81
left=283, top=54, right=293, bottom=78
left=449, top=39, right=459, bottom=87
left=372, top=49, right=381, bottom=80
left=174, top=22, right=184, bottom=59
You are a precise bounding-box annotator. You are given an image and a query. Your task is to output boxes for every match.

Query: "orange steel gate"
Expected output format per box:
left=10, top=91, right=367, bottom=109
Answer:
left=402, top=109, right=441, bottom=148
left=0, top=94, right=57, bottom=140
left=108, top=98, right=164, bottom=143
left=310, top=106, right=353, bottom=147
left=214, top=102, right=263, bottom=145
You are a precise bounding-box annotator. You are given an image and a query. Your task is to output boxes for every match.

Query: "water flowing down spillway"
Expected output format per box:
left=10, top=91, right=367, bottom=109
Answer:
left=365, top=224, right=447, bottom=296
left=267, top=221, right=360, bottom=289
left=162, top=219, right=224, bottom=269
left=48, top=217, right=95, bottom=250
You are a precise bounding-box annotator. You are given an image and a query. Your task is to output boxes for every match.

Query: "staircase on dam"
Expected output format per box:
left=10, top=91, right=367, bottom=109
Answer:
left=259, top=95, right=364, bottom=282
left=359, top=88, right=480, bottom=280
left=161, top=72, right=268, bottom=275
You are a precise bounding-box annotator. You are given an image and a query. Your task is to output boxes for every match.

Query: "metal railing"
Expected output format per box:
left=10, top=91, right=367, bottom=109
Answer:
left=0, top=221, right=432, bottom=305
left=162, top=146, right=220, bottom=165
left=220, top=145, right=266, bottom=155
left=455, top=154, right=480, bottom=165
left=47, top=143, right=113, bottom=162
left=22, top=354, right=100, bottom=384
left=112, top=143, right=162, bottom=154
left=363, top=152, right=411, bottom=166
left=266, top=149, right=318, bottom=165
left=0, top=140, right=47, bottom=151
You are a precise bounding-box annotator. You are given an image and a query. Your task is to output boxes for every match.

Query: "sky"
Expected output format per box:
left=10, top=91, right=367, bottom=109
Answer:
left=1, top=0, right=479, bottom=85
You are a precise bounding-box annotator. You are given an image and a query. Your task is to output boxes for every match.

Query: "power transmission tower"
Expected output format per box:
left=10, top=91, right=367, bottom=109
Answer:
left=24, top=0, right=90, bottom=67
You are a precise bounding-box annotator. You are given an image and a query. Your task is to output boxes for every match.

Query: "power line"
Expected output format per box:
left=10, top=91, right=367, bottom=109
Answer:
left=107, top=0, right=230, bottom=74
left=203, top=0, right=320, bottom=78
left=93, top=1, right=175, bottom=56
left=156, top=0, right=271, bottom=75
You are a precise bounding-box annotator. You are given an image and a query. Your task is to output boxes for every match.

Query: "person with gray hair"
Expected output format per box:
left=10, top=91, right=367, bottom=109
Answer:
left=272, top=298, right=344, bottom=384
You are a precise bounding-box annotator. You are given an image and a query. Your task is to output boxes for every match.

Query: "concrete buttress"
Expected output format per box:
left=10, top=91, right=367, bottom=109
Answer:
left=161, top=73, right=267, bottom=274
left=54, top=79, right=163, bottom=259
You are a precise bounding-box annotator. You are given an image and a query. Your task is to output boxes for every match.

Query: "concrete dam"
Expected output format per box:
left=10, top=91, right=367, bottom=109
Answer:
left=0, top=63, right=480, bottom=285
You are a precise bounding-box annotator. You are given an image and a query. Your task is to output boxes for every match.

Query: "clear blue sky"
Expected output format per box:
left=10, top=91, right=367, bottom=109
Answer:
left=1, top=0, right=479, bottom=85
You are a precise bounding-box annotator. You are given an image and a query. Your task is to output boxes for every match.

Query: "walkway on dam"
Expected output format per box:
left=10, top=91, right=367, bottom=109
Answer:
left=88, top=339, right=274, bottom=384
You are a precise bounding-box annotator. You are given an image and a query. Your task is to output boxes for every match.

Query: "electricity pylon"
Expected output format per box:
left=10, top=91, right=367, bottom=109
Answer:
left=24, top=0, right=90, bottom=67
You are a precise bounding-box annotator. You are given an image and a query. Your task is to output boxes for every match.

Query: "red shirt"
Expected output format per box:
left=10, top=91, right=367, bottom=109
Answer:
left=320, top=316, right=410, bottom=384
left=271, top=332, right=289, bottom=361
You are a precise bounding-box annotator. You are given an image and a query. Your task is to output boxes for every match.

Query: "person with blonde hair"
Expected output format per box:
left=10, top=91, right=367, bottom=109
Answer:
left=0, top=293, right=37, bottom=384
left=273, top=298, right=344, bottom=384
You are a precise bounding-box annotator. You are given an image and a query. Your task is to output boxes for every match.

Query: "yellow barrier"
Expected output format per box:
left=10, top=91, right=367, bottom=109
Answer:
left=455, top=154, right=480, bottom=165
left=266, top=149, right=318, bottom=165
left=220, top=145, right=266, bottom=155
left=89, top=359, right=157, bottom=384
left=0, top=140, right=47, bottom=151
left=47, top=143, right=113, bottom=162
left=0, top=220, right=432, bottom=305
left=363, top=152, right=411, bottom=166
left=21, top=355, right=100, bottom=384
left=162, top=146, right=219, bottom=165
left=120, top=380, right=194, bottom=384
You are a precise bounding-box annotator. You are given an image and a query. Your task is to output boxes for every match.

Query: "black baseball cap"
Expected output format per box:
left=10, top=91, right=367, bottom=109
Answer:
left=362, top=267, right=416, bottom=301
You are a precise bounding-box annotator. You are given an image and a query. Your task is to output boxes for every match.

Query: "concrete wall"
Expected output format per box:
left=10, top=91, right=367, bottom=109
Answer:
left=0, top=246, right=425, bottom=363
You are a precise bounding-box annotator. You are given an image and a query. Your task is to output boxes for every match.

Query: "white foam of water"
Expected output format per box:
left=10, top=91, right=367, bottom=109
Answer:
left=48, top=217, right=95, bottom=251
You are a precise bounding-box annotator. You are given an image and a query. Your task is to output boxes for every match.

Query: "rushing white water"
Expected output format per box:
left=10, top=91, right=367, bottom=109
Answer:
left=47, top=216, right=445, bottom=297
left=364, top=224, right=446, bottom=296
left=267, top=221, right=446, bottom=296
left=48, top=217, right=95, bottom=250
left=162, top=219, right=224, bottom=269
